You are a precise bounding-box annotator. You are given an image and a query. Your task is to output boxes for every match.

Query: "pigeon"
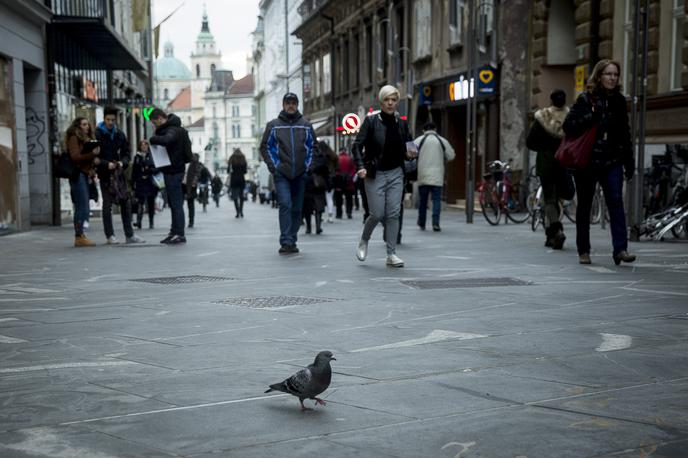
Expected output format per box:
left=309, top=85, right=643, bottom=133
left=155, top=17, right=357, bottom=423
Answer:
left=265, top=351, right=336, bottom=411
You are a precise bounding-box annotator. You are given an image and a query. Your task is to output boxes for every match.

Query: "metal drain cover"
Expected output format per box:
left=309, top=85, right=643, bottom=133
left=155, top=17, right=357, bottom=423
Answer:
left=401, top=277, right=532, bottom=289
left=130, top=275, right=235, bottom=284
left=214, top=296, right=339, bottom=308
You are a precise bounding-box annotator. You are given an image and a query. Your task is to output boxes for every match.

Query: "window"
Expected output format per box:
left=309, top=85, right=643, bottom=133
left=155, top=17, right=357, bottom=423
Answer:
left=212, top=104, right=216, bottom=118
left=478, top=0, right=494, bottom=53
left=232, top=104, right=239, bottom=117
left=236, top=125, right=241, bottom=138
left=623, top=0, right=634, bottom=95
left=211, top=63, right=216, bottom=74
left=196, top=64, right=200, bottom=78
left=314, top=57, right=321, bottom=97
left=671, top=0, right=686, bottom=90
left=353, top=33, right=360, bottom=88
left=343, top=39, right=350, bottom=91
left=366, top=23, right=373, bottom=84
left=415, top=1, right=431, bottom=59
left=449, top=0, right=466, bottom=46
left=164, top=88, right=169, bottom=100
left=323, top=53, right=331, bottom=94
left=213, top=122, right=219, bottom=140
left=378, top=17, right=389, bottom=77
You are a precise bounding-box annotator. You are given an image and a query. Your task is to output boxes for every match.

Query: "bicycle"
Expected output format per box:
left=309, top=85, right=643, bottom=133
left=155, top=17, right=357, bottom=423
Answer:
left=478, top=160, right=530, bottom=225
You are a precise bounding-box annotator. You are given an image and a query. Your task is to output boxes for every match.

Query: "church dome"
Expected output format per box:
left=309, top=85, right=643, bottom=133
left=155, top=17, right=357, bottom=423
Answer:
left=155, top=41, right=192, bottom=80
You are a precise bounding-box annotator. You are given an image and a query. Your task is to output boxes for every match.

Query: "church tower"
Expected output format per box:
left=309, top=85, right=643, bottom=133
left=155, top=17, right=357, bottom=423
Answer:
left=190, top=6, right=222, bottom=122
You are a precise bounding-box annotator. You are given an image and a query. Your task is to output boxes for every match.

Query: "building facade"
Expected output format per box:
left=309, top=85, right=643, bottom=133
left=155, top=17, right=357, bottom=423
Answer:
left=0, top=0, right=153, bottom=234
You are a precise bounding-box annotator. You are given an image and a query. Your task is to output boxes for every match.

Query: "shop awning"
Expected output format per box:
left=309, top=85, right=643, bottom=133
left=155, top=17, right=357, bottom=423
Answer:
left=311, top=117, right=333, bottom=135
left=51, top=17, right=147, bottom=71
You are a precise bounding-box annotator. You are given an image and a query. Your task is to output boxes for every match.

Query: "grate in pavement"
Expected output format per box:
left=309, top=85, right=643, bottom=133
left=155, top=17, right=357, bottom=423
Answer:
left=130, top=275, right=235, bottom=284
left=401, top=277, right=533, bottom=290
left=214, top=296, right=340, bottom=308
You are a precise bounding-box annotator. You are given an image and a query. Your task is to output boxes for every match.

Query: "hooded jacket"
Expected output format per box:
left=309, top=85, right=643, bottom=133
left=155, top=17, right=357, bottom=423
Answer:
left=526, top=105, right=569, bottom=177
left=149, top=114, right=186, bottom=174
left=95, top=122, right=130, bottom=179
left=413, top=131, right=455, bottom=187
left=259, top=110, right=318, bottom=180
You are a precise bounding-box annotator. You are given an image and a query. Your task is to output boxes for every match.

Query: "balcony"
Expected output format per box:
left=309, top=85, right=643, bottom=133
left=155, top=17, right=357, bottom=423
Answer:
left=297, top=0, right=331, bottom=21
left=49, top=0, right=146, bottom=71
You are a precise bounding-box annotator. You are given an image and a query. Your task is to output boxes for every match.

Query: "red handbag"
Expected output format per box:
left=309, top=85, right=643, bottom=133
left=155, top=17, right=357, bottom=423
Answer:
left=555, top=124, right=598, bottom=169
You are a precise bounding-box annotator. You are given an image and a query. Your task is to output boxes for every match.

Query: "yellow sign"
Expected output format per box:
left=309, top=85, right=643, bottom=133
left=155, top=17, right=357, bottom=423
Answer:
left=479, top=69, right=494, bottom=85
left=575, top=65, right=586, bottom=94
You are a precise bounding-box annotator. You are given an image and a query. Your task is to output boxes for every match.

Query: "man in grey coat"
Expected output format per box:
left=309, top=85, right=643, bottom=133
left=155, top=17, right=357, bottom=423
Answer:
left=414, top=122, right=455, bottom=231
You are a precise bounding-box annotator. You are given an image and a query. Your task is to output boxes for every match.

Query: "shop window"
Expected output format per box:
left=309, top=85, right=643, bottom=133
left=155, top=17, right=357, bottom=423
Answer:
left=671, top=0, right=686, bottom=90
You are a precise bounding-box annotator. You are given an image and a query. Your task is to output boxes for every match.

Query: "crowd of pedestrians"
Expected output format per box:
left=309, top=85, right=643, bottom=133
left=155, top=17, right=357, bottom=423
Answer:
left=62, top=59, right=637, bottom=267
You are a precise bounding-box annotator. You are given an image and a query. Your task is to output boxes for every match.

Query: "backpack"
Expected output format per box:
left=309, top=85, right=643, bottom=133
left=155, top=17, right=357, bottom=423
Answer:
left=418, top=132, right=446, bottom=154
left=180, top=127, right=193, bottom=164
left=406, top=133, right=447, bottom=182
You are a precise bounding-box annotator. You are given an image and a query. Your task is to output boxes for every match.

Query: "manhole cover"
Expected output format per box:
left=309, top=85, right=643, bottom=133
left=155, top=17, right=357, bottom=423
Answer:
left=214, top=296, right=340, bottom=308
left=401, top=277, right=532, bottom=289
left=130, top=275, right=235, bottom=284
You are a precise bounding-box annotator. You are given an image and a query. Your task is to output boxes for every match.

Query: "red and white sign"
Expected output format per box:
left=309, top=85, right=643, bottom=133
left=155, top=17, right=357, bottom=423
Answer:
left=341, top=113, right=361, bottom=134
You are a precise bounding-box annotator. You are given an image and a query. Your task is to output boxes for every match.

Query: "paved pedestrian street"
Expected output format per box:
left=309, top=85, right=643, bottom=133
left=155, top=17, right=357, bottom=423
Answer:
left=0, top=202, right=687, bottom=457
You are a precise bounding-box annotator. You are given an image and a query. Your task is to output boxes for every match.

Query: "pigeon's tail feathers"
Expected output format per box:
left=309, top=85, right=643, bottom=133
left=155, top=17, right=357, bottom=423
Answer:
left=266, top=382, right=287, bottom=394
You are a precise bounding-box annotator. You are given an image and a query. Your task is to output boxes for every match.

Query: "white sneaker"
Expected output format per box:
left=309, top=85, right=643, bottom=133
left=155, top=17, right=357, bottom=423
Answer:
left=327, top=214, right=334, bottom=223
left=356, top=240, right=368, bottom=261
left=126, top=234, right=145, bottom=244
left=83, top=221, right=90, bottom=230
left=386, top=254, right=404, bottom=267
left=106, top=236, right=119, bottom=245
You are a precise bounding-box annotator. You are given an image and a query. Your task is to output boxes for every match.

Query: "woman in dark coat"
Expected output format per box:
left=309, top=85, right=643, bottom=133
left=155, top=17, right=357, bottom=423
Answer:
left=228, top=149, right=248, bottom=218
left=302, top=141, right=330, bottom=234
left=132, top=140, right=158, bottom=229
left=563, top=59, right=636, bottom=266
left=351, top=85, right=413, bottom=267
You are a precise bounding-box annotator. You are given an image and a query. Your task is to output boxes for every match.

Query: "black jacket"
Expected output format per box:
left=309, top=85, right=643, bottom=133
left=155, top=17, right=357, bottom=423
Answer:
left=149, top=114, right=186, bottom=174
left=563, top=90, right=634, bottom=174
left=95, top=122, right=130, bottom=179
left=132, top=152, right=158, bottom=197
left=229, top=162, right=247, bottom=189
left=351, top=112, right=412, bottom=178
left=259, top=111, right=319, bottom=180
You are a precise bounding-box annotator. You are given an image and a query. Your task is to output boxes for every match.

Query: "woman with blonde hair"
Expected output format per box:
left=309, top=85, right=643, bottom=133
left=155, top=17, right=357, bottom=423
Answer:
left=563, top=59, right=636, bottom=265
left=65, top=117, right=100, bottom=247
left=352, top=85, right=413, bottom=267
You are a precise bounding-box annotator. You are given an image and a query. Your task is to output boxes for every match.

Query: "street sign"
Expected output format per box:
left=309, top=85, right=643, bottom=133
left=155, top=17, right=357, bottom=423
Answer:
left=575, top=65, right=586, bottom=94
left=419, top=84, right=433, bottom=105
left=341, top=113, right=361, bottom=135
left=477, top=67, right=496, bottom=94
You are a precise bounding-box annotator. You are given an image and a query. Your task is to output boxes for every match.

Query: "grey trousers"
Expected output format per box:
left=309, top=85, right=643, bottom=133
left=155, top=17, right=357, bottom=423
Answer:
left=361, top=167, right=404, bottom=255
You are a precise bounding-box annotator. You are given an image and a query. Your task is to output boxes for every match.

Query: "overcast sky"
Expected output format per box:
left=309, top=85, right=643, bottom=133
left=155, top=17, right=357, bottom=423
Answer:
left=152, top=0, right=260, bottom=79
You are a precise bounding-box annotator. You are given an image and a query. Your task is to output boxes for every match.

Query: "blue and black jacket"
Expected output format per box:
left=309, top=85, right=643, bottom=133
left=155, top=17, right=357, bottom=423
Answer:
left=259, top=110, right=318, bottom=180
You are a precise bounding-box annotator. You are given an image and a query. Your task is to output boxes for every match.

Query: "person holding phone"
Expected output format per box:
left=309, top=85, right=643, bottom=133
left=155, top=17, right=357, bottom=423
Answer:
left=351, top=85, right=413, bottom=267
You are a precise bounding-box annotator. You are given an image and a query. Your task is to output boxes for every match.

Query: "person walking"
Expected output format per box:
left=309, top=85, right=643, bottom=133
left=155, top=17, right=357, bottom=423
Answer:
left=563, top=59, right=636, bottom=266
left=324, top=144, right=339, bottom=222
left=95, top=107, right=144, bottom=244
left=526, top=90, right=570, bottom=249
left=185, top=153, right=202, bottom=228
left=303, top=141, right=329, bottom=234
left=256, top=159, right=271, bottom=204
left=259, top=92, right=319, bottom=254
left=334, top=148, right=356, bottom=219
left=198, top=162, right=211, bottom=213
left=352, top=85, right=413, bottom=267
left=228, top=149, right=248, bottom=218
left=211, top=174, right=223, bottom=208
left=149, top=109, right=188, bottom=244
left=65, top=117, right=100, bottom=247
left=132, top=140, right=159, bottom=230
left=414, top=121, right=455, bottom=232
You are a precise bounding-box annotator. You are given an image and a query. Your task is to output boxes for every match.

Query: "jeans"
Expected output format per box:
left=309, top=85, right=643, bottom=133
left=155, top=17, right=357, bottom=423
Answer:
left=274, top=172, right=306, bottom=246
left=100, top=180, right=134, bottom=239
left=164, top=172, right=185, bottom=236
left=69, top=172, right=90, bottom=235
left=362, top=168, right=404, bottom=255
left=418, top=185, right=442, bottom=227
left=574, top=165, right=627, bottom=256
left=334, top=189, right=354, bottom=218
left=187, top=195, right=196, bottom=226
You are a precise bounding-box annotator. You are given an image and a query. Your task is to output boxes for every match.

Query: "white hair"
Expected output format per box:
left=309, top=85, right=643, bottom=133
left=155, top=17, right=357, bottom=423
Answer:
left=378, top=85, right=400, bottom=103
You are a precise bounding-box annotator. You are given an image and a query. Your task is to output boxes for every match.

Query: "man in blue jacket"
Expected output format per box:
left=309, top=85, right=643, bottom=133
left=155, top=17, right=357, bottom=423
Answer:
left=260, top=93, right=319, bottom=254
left=95, top=107, right=143, bottom=244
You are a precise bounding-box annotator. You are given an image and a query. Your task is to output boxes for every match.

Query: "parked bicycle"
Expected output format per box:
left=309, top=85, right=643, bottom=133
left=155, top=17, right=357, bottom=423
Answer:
left=479, top=160, right=530, bottom=225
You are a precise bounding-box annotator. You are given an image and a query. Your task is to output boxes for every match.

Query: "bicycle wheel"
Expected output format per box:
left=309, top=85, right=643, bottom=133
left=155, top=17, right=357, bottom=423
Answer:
left=590, top=191, right=601, bottom=224
left=505, top=185, right=530, bottom=223
left=527, top=189, right=538, bottom=216
left=672, top=220, right=688, bottom=239
left=563, top=195, right=577, bottom=223
left=531, top=208, right=542, bottom=232
left=480, top=182, right=501, bottom=225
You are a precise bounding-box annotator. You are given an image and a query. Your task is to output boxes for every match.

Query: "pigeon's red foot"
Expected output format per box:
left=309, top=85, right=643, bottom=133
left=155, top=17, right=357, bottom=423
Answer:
left=314, top=398, right=326, bottom=406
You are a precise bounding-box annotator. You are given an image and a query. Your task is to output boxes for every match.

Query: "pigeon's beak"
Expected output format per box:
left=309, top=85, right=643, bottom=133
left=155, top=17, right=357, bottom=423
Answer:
left=330, top=357, right=336, bottom=361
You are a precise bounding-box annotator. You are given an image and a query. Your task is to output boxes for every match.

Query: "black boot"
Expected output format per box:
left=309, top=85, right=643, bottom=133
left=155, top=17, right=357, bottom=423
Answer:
left=315, top=212, right=323, bottom=234
left=547, top=222, right=566, bottom=250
